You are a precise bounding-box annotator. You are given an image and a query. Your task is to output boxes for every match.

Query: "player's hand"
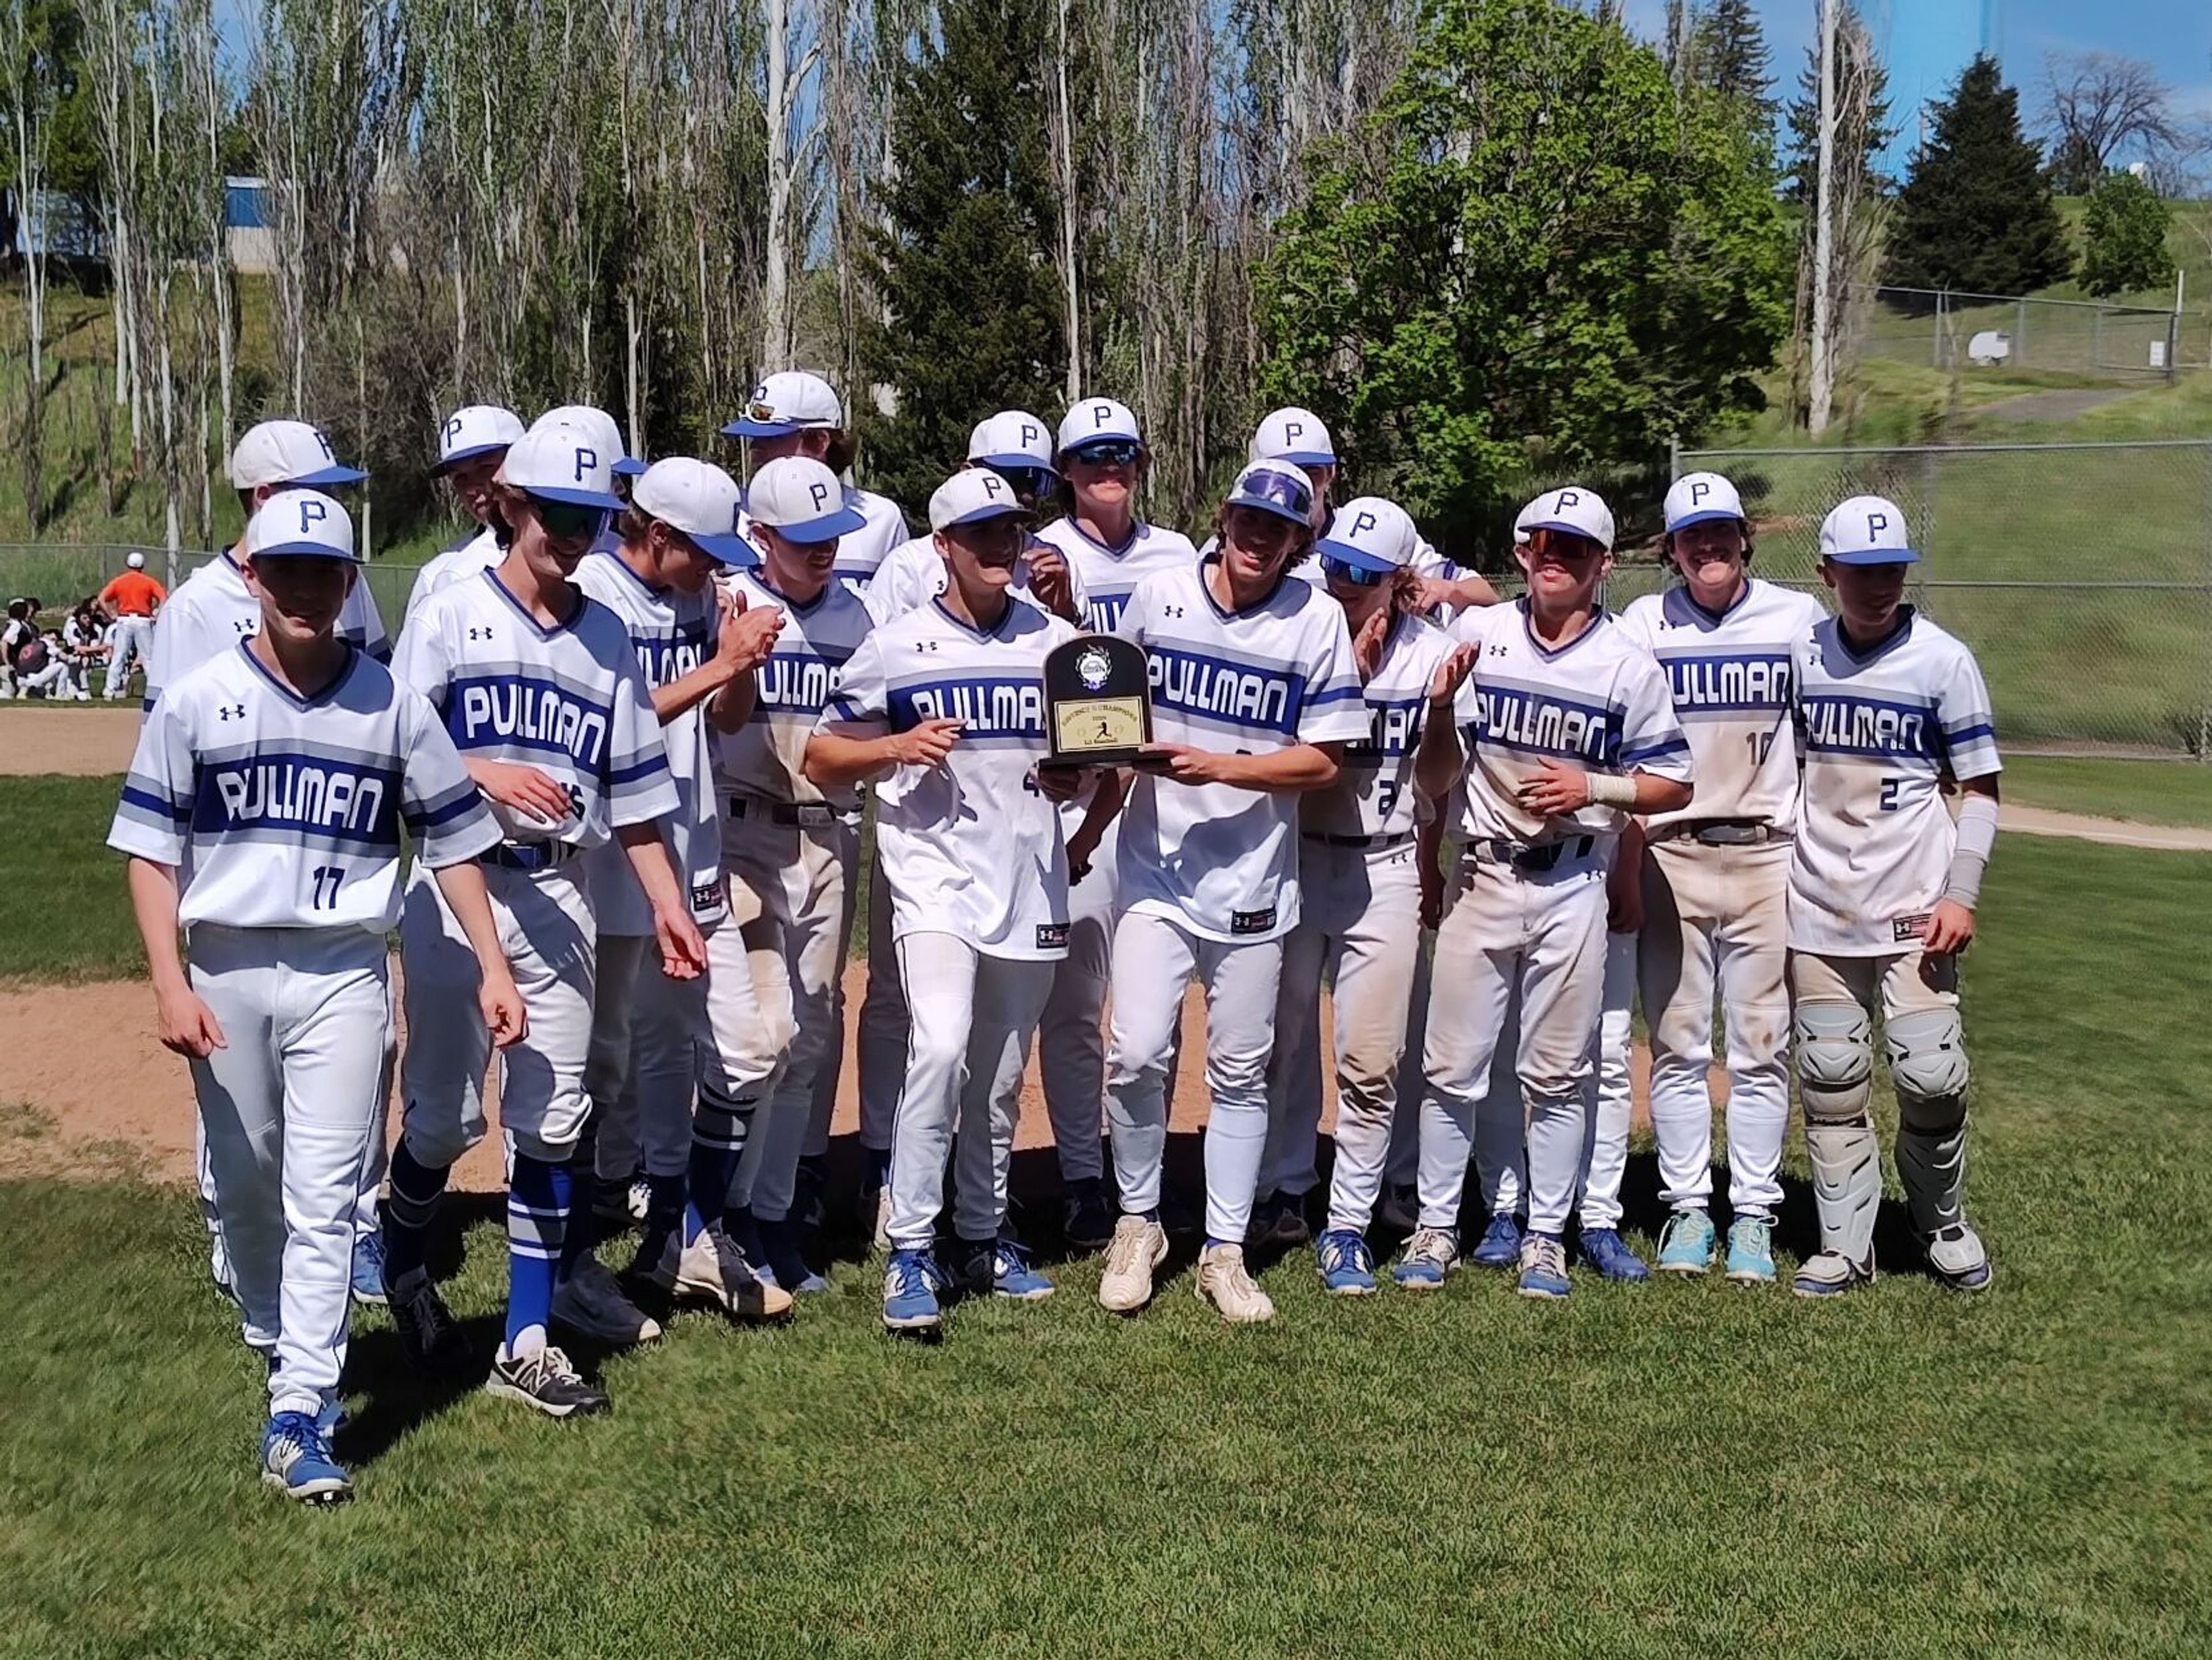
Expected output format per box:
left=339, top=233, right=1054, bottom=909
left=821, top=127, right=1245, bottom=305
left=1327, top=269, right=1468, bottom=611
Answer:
left=473, top=759, right=573, bottom=825
left=715, top=587, right=783, bottom=676
left=1024, top=544, right=1077, bottom=621
left=1518, top=759, right=1592, bottom=816
left=479, top=970, right=529, bottom=1049
left=1922, top=899, right=1976, bottom=957
left=1428, top=642, right=1476, bottom=706
left=889, top=717, right=962, bottom=769
left=154, top=982, right=226, bottom=1060
left=1141, top=743, right=1233, bottom=786
left=654, top=906, right=709, bottom=981
left=1419, top=867, right=1445, bottom=932
left=1033, top=765, right=1084, bottom=803
left=1352, top=605, right=1391, bottom=683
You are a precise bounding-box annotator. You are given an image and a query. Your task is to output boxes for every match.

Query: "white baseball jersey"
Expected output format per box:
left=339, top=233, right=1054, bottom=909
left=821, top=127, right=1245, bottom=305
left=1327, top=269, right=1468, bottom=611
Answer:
left=393, top=569, right=678, bottom=849
left=143, top=551, right=389, bottom=710
left=404, top=527, right=502, bottom=622
left=110, top=642, right=499, bottom=930
left=863, top=533, right=1089, bottom=628
left=1033, top=518, right=1199, bottom=635
left=1113, top=562, right=1367, bottom=943
left=573, top=549, right=726, bottom=932
left=821, top=598, right=1079, bottom=959
left=1618, top=580, right=1827, bottom=833
left=63, top=615, right=99, bottom=654
left=1445, top=600, right=1694, bottom=845
left=1301, top=611, right=1456, bottom=841
left=715, top=566, right=876, bottom=810
left=1790, top=609, right=2002, bottom=956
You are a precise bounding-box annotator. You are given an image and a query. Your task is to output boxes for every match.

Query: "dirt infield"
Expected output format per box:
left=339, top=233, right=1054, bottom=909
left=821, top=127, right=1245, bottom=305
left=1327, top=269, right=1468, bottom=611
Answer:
left=0, top=706, right=143, bottom=775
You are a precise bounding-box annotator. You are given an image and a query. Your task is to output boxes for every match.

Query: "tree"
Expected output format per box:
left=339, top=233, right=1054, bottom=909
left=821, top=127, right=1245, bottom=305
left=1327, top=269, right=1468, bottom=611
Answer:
left=1687, top=0, right=1778, bottom=148
left=2042, top=51, right=2175, bottom=196
left=1886, top=55, right=2070, bottom=298
left=2080, top=169, right=2172, bottom=297
left=1256, top=0, right=1789, bottom=555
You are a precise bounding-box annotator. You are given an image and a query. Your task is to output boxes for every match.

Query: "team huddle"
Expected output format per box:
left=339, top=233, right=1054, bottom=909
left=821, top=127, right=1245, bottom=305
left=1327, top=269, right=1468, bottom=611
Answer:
left=108, top=376, right=2003, bottom=1506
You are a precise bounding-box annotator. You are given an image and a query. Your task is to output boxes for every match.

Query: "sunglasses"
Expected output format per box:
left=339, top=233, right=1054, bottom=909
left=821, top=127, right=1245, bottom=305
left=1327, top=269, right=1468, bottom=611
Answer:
left=1320, top=555, right=1389, bottom=587
left=989, top=464, right=1060, bottom=498
left=1070, top=440, right=1141, bottom=468
left=535, top=498, right=612, bottom=544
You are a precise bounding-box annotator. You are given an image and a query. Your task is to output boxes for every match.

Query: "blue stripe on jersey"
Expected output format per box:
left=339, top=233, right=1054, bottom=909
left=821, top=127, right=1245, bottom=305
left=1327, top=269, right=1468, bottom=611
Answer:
left=1462, top=685, right=1621, bottom=766
left=628, top=626, right=711, bottom=689
left=407, top=791, right=483, bottom=831
left=1947, top=720, right=1996, bottom=743
left=442, top=673, right=613, bottom=770
left=120, top=783, right=190, bottom=824
left=1146, top=645, right=1307, bottom=738
left=1344, top=695, right=1426, bottom=761
left=1657, top=651, right=1793, bottom=713
left=1800, top=693, right=1941, bottom=761
left=191, top=751, right=402, bottom=845
left=1620, top=735, right=1692, bottom=766
left=887, top=674, right=1047, bottom=739
left=755, top=648, right=853, bottom=717
left=605, top=751, right=672, bottom=787
left=1085, top=592, right=1132, bottom=634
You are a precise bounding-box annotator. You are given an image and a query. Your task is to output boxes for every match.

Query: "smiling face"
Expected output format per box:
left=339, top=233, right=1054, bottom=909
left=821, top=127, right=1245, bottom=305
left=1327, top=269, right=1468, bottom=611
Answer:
left=1668, top=517, right=1750, bottom=608
left=1515, top=527, right=1610, bottom=617
left=1220, top=504, right=1304, bottom=593
left=1063, top=441, right=1143, bottom=519
left=757, top=523, right=837, bottom=600
left=650, top=519, right=721, bottom=595
left=244, top=553, right=355, bottom=642
left=1822, top=558, right=1910, bottom=634
left=938, top=513, right=1027, bottom=599
left=448, top=451, right=505, bottom=524
left=502, top=487, right=605, bottom=580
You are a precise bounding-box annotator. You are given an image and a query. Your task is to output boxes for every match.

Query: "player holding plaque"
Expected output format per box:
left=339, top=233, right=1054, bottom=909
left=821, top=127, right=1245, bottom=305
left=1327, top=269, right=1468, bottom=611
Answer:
left=1043, top=634, right=1152, bottom=768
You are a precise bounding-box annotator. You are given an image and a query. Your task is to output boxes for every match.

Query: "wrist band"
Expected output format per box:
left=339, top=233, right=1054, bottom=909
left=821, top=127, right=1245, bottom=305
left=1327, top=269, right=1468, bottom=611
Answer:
left=1586, top=772, right=1638, bottom=809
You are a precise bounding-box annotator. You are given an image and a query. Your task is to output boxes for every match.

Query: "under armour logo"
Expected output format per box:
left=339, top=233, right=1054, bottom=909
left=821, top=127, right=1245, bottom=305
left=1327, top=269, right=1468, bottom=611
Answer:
left=232, top=620, right=255, bottom=636
left=915, top=639, right=939, bottom=653
left=468, top=626, right=495, bottom=641
left=1488, top=643, right=1509, bottom=656
left=1162, top=604, right=1184, bottom=618
left=217, top=703, right=245, bottom=721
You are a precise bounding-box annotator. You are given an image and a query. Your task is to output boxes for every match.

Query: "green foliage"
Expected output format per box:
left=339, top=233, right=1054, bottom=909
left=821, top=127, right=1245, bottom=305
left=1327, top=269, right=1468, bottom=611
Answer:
left=1885, top=55, right=2071, bottom=298
left=1782, top=1, right=1891, bottom=204
left=2080, top=170, right=2173, bottom=298
left=0, top=0, right=101, bottom=202
left=1256, top=0, right=1789, bottom=561
left=1686, top=0, right=1777, bottom=148
left=859, top=0, right=1068, bottom=512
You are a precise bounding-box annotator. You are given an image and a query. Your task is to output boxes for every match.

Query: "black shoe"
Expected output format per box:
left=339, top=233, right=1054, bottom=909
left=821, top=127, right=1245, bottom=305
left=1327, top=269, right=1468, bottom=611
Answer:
left=386, top=1269, right=475, bottom=1377
left=1062, top=1176, right=1115, bottom=1253
left=484, top=1344, right=610, bottom=1418
left=794, top=1155, right=829, bottom=1232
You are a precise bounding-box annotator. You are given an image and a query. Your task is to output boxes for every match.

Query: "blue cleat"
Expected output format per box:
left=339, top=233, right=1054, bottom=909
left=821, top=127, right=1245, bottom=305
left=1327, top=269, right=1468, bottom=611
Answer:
left=1392, top=1226, right=1457, bottom=1291
left=959, top=1236, right=1055, bottom=1301
left=1580, top=1227, right=1650, bottom=1282
left=1517, top=1232, right=1573, bottom=1300
left=882, top=1249, right=945, bottom=1332
left=1724, top=1215, right=1778, bottom=1284
left=349, top=1228, right=388, bottom=1307
left=1470, top=1213, right=1524, bottom=1269
left=1656, top=1206, right=1718, bottom=1275
left=261, top=1411, right=352, bottom=1505
left=1315, top=1229, right=1377, bottom=1296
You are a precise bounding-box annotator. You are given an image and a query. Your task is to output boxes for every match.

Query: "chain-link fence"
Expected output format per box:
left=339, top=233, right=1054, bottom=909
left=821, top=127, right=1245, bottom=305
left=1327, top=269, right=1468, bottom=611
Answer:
left=1671, top=438, right=2212, bottom=759
left=1858, top=285, right=2203, bottom=379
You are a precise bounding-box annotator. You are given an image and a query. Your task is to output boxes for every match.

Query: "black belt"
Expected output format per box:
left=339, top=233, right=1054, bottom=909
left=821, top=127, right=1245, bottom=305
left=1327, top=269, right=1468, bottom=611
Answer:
left=1468, top=835, right=1595, bottom=872
left=1302, top=830, right=1412, bottom=850
left=480, top=841, right=576, bottom=872
left=728, top=794, right=853, bottom=830
left=1652, top=820, right=1784, bottom=847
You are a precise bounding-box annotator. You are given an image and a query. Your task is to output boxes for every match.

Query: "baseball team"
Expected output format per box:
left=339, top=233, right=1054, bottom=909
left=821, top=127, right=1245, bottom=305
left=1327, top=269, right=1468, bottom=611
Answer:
left=108, top=375, right=2002, bottom=1506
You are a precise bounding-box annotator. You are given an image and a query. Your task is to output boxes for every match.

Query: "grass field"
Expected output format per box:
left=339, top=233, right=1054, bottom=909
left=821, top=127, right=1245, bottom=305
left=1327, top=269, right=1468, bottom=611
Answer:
left=2003, top=756, right=2212, bottom=827
left=0, top=831, right=2208, bottom=1656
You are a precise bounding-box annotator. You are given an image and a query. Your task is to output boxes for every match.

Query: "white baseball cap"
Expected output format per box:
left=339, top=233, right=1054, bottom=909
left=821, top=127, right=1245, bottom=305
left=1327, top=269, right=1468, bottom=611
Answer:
left=1519, top=486, right=1615, bottom=552
left=1225, top=461, right=1314, bottom=526
left=1820, top=494, right=1918, bottom=565
left=1056, top=397, right=1142, bottom=455
left=1249, top=407, right=1336, bottom=467
left=632, top=457, right=753, bottom=564
left=725, top=371, right=844, bottom=439
left=244, top=490, right=359, bottom=562
left=746, top=456, right=866, bottom=542
left=1316, top=496, right=1416, bottom=573
left=497, top=427, right=624, bottom=512
left=228, top=419, right=366, bottom=490
left=126, top=551, right=146, bottom=570
left=968, top=410, right=1057, bottom=474
left=436, top=404, right=525, bottom=474
left=929, top=468, right=1030, bottom=532
left=531, top=404, right=643, bottom=477
left=1664, top=471, right=1746, bottom=533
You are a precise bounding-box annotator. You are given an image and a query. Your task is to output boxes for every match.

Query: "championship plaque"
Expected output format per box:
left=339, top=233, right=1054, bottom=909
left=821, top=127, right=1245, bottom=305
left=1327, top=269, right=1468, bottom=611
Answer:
left=1042, top=636, right=1153, bottom=769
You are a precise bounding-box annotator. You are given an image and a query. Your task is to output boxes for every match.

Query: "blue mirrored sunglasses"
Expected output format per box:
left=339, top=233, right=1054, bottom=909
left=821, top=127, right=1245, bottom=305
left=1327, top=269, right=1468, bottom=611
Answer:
left=1234, top=468, right=1313, bottom=521
left=1320, top=555, right=1388, bottom=587
left=989, top=463, right=1060, bottom=498
left=1070, top=440, right=1141, bottom=468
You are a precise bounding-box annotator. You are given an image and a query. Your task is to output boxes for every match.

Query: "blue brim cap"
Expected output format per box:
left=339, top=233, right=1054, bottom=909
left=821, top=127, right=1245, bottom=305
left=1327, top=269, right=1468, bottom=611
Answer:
left=248, top=542, right=363, bottom=564
left=942, top=501, right=1031, bottom=529
left=1271, top=448, right=1336, bottom=466
left=287, top=463, right=369, bottom=486
left=690, top=529, right=758, bottom=565
left=611, top=457, right=646, bottom=478
left=770, top=503, right=868, bottom=542
left=1825, top=547, right=1919, bottom=566
left=524, top=483, right=624, bottom=513
left=431, top=442, right=509, bottom=474
left=1315, top=537, right=1397, bottom=573
left=1667, top=508, right=1744, bottom=531
left=724, top=417, right=799, bottom=439
left=1228, top=486, right=1310, bottom=525
left=978, top=453, right=1058, bottom=476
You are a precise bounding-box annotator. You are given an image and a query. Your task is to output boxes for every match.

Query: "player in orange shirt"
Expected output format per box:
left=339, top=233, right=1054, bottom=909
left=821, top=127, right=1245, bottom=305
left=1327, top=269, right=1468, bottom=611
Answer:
left=98, top=553, right=167, bottom=699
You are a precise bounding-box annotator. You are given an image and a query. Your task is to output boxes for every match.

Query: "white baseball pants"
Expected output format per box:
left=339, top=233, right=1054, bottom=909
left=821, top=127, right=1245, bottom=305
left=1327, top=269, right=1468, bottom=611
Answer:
left=1419, top=850, right=1609, bottom=1236
left=1104, top=910, right=1284, bottom=1245
left=1576, top=927, right=1638, bottom=1230
left=884, top=932, right=1054, bottom=1248
left=1640, top=838, right=1793, bottom=1216
left=104, top=615, right=151, bottom=698
left=186, top=924, right=389, bottom=1416
left=1033, top=820, right=1120, bottom=1185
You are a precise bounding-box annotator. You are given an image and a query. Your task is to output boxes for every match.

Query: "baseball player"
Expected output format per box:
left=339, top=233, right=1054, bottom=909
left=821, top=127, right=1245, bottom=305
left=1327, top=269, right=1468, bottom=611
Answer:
left=1408, top=486, right=1692, bottom=1300
left=1091, top=461, right=1366, bottom=1324
left=1790, top=494, right=1999, bottom=1297
left=110, top=490, right=523, bottom=1503
left=566, top=457, right=786, bottom=1340
left=380, top=426, right=709, bottom=1419
left=806, top=468, right=1081, bottom=1332
left=1252, top=498, right=1455, bottom=1294
left=725, top=372, right=907, bottom=597
left=1607, top=472, right=1830, bottom=1283
left=403, top=404, right=529, bottom=621
left=97, top=553, right=165, bottom=698
left=690, top=455, right=873, bottom=1298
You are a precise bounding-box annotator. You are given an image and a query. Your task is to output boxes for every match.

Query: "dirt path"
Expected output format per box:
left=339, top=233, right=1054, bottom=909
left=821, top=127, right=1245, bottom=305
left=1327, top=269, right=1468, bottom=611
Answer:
left=0, top=706, right=142, bottom=774
left=1999, top=803, right=2212, bottom=853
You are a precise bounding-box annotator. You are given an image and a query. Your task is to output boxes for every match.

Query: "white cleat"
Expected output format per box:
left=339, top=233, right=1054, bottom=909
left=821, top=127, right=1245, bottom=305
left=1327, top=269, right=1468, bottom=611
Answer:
left=551, top=1259, right=662, bottom=1345
left=1194, top=1242, right=1275, bottom=1325
left=1096, top=1214, right=1169, bottom=1313
left=654, top=1225, right=794, bottom=1320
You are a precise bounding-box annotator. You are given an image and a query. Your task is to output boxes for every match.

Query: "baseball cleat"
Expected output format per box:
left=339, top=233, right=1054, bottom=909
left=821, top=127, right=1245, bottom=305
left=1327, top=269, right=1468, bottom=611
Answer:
left=590, top=1174, right=642, bottom=1231
left=486, top=1344, right=610, bottom=1418
left=349, top=1228, right=389, bottom=1307
left=882, top=1249, right=946, bottom=1331
left=759, top=1217, right=831, bottom=1296
left=385, top=1268, right=475, bottom=1377
left=1656, top=1206, right=1718, bottom=1274
left=551, top=1259, right=663, bottom=1345
left=1724, top=1215, right=1779, bottom=1284
left=860, top=1152, right=893, bottom=1253
left=1195, top=1242, right=1275, bottom=1324
left=958, top=1236, right=1055, bottom=1301
left=1923, top=1224, right=1993, bottom=1292
left=1315, top=1228, right=1377, bottom=1296
left=1097, top=1214, right=1169, bottom=1313
left=1393, top=1226, right=1457, bottom=1290
left=654, top=1225, right=794, bottom=1320
left=1517, top=1232, right=1573, bottom=1300
left=1469, top=1213, right=1523, bottom=1269
left=260, top=1411, right=352, bottom=1505
left=1061, top=1176, right=1116, bottom=1254
left=1376, top=1184, right=1421, bottom=1235
left=1791, top=1249, right=1876, bottom=1298
left=1247, top=1190, right=1313, bottom=1249
left=793, top=1155, right=829, bottom=1233
left=1580, top=1227, right=1650, bottom=1283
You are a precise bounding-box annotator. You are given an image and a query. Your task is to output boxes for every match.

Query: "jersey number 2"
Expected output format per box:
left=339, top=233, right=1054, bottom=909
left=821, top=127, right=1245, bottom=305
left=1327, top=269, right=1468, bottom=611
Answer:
left=310, top=866, right=346, bottom=909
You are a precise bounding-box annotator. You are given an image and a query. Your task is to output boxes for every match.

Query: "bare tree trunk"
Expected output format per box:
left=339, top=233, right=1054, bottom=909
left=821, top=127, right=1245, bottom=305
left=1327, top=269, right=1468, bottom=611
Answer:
left=1050, top=0, right=1081, bottom=402
left=1808, top=0, right=1838, bottom=436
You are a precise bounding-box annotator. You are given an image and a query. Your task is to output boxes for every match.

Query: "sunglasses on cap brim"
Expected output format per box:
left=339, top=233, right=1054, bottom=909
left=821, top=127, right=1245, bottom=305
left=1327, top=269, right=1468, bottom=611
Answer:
left=1319, top=555, right=1391, bottom=587
left=986, top=463, right=1060, bottom=496
left=1069, top=440, right=1142, bottom=468
left=532, top=498, right=613, bottom=542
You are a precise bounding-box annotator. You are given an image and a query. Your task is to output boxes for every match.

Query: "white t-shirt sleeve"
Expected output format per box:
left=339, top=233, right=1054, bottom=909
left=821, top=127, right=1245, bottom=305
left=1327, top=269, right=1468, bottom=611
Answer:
left=1616, top=650, right=1695, bottom=784
left=108, top=695, right=197, bottom=864
left=349, top=578, right=391, bottom=663
left=1938, top=644, right=2002, bottom=782
left=1296, top=604, right=1370, bottom=746
left=820, top=632, right=893, bottom=734
left=397, top=689, right=503, bottom=868
left=602, top=649, right=679, bottom=827
left=390, top=604, right=453, bottom=708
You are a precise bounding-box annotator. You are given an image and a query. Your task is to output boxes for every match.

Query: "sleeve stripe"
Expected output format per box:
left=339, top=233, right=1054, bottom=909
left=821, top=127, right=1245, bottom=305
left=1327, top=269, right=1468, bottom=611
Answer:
left=1945, top=721, right=1996, bottom=743
left=405, top=792, right=484, bottom=831
left=1620, top=737, right=1691, bottom=763
left=605, top=753, right=671, bottom=787
left=119, top=783, right=191, bottom=823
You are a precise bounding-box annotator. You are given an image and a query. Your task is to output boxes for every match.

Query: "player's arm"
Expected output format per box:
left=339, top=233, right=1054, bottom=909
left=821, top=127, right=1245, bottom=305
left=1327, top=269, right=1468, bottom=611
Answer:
left=1415, top=641, right=1476, bottom=804
left=1415, top=571, right=1502, bottom=614
left=1144, top=739, right=1343, bottom=793
left=1416, top=812, right=1448, bottom=931
left=1065, top=766, right=1128, bottom=880
left=1520, top=653, right=1694, bottom=818
left=1608, top=819, right=1646, bottom=933
left=426, top=861, right=528, bottom=1046
left=124, top=858, right=226, bottom=1060
left=671, top=587, right=782, bottom=726
left=1924, top=773, right=1999, bottom=956
left=617, top=822, right=708, bottom=980
left=804, top=719, right=960, bottom=788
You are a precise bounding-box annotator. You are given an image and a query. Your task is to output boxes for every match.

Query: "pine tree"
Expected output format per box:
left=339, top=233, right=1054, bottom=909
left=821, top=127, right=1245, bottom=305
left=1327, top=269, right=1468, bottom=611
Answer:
left=1783, top=2, right=1891, bottom=205
left=1885, top=54, right=2071, bottom=296
left=859, top=0, right=1069, bottom=511
left=1688, top=0, right=1777, bottom=137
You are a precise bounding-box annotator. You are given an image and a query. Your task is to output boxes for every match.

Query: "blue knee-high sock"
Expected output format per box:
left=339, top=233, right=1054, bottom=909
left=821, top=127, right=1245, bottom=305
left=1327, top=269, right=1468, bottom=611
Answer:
left=506, top=1155, right=571, bottom=1352
left=382, top=1141, right=450, bottom=1282
left=684, top=1099, right=749, bottom=1245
